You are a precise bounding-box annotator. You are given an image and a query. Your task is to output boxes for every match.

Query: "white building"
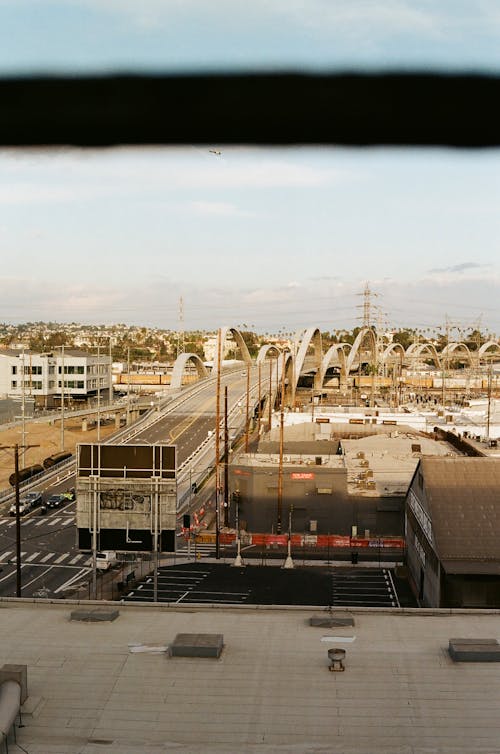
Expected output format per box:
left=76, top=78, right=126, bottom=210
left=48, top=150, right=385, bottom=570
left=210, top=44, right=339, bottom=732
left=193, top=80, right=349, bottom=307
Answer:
left=0, top=348, right=111, bottom=408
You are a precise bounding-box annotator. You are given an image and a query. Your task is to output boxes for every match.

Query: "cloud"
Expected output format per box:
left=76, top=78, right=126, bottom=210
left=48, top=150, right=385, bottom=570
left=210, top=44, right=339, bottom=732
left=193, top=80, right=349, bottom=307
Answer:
left=70, top=0, right=443, bottom=36
left=427, top=262, right=490, bottom=274
left=0, top=149, right=344, bottom=203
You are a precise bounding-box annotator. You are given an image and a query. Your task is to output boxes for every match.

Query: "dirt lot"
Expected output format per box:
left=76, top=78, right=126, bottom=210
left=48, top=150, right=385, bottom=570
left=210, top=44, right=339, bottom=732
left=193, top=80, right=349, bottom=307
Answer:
left=0, top=417, right=117, bottom=489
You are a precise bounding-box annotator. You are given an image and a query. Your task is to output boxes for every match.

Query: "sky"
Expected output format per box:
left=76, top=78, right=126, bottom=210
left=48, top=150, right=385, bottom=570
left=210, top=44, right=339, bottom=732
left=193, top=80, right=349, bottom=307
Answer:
left=0, top=1, right=499, bottom=336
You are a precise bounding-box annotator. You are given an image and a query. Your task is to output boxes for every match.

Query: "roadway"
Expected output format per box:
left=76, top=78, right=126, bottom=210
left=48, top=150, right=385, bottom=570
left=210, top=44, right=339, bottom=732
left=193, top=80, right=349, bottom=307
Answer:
left=0, top=366, right=265, bottom=598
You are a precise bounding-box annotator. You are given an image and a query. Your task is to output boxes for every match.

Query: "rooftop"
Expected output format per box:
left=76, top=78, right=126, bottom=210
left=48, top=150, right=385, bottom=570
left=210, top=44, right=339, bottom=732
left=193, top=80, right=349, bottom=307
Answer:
left=3, top=599, right=500, bottom=753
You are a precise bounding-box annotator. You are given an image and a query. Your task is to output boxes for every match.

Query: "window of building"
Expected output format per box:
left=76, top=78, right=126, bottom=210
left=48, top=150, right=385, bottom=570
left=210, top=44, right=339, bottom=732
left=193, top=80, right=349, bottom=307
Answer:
left=77, top=380, right=84, bottom=389
left=11, top=366, right=17, bottom=375
left=77, top=366, right=84, bottom=374
left=11, top=380, right=17, bottom=388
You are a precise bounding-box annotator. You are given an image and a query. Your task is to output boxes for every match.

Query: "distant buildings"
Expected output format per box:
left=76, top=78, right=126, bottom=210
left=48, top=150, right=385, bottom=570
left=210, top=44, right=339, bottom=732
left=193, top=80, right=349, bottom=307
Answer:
left=0, top=348, right=111, bottom=408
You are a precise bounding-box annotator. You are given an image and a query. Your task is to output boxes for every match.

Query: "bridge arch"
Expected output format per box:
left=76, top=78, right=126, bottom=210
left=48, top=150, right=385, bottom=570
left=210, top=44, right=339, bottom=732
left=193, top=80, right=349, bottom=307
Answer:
left=213, top=327, right=253, bottom=372
left=441, top=342, right=473, bottom=366
left=292, top=327, right=323, bottom=395
left=345, top=328, right=377, bottom=374
left=382, top=342, right=406, bottom=364
left=405, top=342, right=441, bottom=370
left=478, top=340, right=500, bottom=360
left=170, top=353, right=209, bottom=389
left=256, top=344, right=281, bottom=363
left=319, top=344, right=349, bottom=387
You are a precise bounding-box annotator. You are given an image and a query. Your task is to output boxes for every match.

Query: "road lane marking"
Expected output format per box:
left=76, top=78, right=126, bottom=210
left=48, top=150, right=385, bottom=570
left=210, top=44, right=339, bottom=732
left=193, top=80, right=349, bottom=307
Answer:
left=0, top=551, right=13, bottom=562
left=34, top=519, right=47, bottom=526
left=68, top=554, right=84, bottom=565
left=40, top=552, right=55, bottom=563
left=54, top=567, right=89, bottom=593
left=25, top=552, right=41, bottom=563
left=24, top=566, right=54, bottom=590
left=47, top=517, right=63, bottom=526
left=54, top=553, right=69, bottom=564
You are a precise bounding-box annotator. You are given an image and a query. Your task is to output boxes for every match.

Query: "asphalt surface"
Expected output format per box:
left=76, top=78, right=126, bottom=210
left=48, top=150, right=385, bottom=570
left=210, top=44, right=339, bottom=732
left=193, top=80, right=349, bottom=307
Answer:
left=0, top=370, right=257, bottom=598
left=122, top=562, right=417, bottom=607
left=0, top=501, right=89, bottom=598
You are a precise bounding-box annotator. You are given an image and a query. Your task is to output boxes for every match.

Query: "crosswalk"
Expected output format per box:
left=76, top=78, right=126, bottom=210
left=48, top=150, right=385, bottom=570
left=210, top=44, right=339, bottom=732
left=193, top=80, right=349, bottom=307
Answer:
left=176, top=542, right=216, bottom=559
left=0, top=515, right=75, bottom=528
left=0, top=549, right=92, bottom=568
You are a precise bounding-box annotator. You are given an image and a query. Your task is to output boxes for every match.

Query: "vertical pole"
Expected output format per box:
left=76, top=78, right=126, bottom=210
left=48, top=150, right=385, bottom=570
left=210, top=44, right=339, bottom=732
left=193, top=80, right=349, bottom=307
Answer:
left=257, top=362, right=261, bottom=434
left=311, top=382, right=315, bottom=422
left=277, top=354, right=285, bottom=535
left=486, top=359, right=492, bottom=439
left=224, top=386, right=229, bottom=527
left=14, top=444, right=22, bottom=598
left=126, top=347, right=131, bottom=425
left=92, top=475, right=97, bottom=600
left=153, top=482, right=158, bottom=602
left=97, top=340, right=101, bottom=442
left=245, top=363, right=250, bottom=452
left=60, top=344, right=65, bottom=451
left=268, top=358, right=272, bottom=430
left=21, top=351, right=26, bottom=467
left=109, top=337, right=113, bottom=407
left=215, top=329, right=222, bottom=560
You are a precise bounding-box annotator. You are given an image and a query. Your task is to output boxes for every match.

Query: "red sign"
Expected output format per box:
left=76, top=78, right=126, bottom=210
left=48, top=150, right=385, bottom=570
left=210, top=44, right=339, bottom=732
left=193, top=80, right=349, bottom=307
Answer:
left=290, top=472, right=315, bottom=480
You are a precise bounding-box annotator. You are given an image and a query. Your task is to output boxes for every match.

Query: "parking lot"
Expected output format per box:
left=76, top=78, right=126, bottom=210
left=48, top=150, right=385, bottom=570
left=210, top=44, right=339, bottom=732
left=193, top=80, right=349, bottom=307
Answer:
left=123, top=563, right=411, bottom=607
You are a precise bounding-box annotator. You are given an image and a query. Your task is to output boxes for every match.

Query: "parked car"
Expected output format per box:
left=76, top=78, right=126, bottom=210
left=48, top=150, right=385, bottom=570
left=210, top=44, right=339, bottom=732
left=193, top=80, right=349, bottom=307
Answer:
left=95, top=551, right=118, bottom=571
left=46, top=494, right=66, bottom=509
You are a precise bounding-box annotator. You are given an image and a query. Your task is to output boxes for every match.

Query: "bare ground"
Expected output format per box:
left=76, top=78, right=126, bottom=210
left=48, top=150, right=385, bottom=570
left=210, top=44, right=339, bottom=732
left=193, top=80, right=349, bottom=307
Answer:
left=0, top=417, right=117, bottom=489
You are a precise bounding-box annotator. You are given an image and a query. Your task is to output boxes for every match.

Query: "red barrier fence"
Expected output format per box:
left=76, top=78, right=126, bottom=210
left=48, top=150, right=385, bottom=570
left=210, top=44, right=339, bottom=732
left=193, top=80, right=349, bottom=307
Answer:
left=194, top=531, right=405, bottom=549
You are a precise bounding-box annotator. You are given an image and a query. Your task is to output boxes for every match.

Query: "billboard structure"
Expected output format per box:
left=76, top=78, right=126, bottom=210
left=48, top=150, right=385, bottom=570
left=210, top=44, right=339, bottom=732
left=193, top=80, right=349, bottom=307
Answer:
left=76, top=444, right=177, bottom=553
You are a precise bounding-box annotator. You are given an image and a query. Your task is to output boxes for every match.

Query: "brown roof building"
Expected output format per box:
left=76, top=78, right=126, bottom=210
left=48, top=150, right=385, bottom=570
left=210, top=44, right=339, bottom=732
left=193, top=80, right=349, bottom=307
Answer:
left=406, top=457, right=500, bottom=607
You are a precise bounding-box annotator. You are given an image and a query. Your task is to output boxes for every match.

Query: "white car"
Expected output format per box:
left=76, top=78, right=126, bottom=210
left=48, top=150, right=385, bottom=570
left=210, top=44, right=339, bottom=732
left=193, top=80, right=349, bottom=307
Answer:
left=95, top=551, right=118, bottom=571
left=9, top=492, right=42, bottom=517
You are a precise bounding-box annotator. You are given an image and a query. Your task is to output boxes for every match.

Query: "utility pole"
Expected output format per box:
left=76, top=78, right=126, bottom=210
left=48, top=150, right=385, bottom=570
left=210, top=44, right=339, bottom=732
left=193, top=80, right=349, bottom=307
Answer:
left=108, top=336, right=113, bottom=408
left=126, top=346, right=131, bottom=425
left=97, top=340, right=101, bottom=442
left=60, top=343, right=65, bottom=451
left=442, top=318, right=450, bottom=409
left=486, top=358, right=493, bottom=439
left=245, top=363, right=250, bottom=453
left=277, top=352, right=286, bottom=535
left=257, top=362, right=261, bottom=434
left=0, top=443, right=39, bottom=598
left=215, top=329, right=222, bottom=560
left=21, top=350, right=27, bottom=467
left=268, top=358, right=273, bottom=430
left=224, top=385, right=229, bottom=527
left=14, top=444, right=21, bottom=597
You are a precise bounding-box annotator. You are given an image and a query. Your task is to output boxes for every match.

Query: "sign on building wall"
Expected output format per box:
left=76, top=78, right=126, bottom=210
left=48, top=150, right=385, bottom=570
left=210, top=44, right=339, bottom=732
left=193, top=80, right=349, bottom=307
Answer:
left=76, top=443, right=177, bottom=553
